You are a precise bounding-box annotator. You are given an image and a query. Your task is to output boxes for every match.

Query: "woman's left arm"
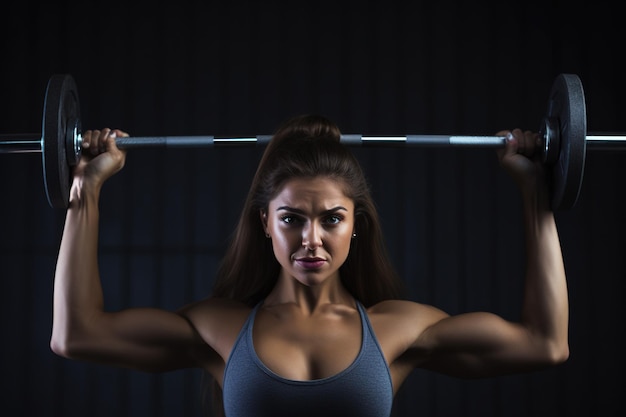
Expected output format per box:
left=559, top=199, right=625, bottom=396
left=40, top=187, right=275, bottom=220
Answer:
left=505, top=128, right=569, bottom=364
left=411, top=128, right=569, bottom=378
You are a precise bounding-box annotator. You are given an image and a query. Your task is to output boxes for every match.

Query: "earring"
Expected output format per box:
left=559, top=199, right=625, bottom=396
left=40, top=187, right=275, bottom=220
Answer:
left=265, top=233, right=271, bottom=238
left=352, top=233, right=357, bottom=238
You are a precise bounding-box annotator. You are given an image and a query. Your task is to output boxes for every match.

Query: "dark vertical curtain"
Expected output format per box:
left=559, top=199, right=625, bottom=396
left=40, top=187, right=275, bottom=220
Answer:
left=1, top=1, right=624, bottom=416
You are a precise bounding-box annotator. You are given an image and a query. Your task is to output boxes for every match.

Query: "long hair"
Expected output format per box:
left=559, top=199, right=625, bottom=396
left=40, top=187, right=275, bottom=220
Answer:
left=205, top=114, right=406, bottom=416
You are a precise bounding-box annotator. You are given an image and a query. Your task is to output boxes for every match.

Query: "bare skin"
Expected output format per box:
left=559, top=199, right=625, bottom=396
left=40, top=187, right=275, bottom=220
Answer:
left=51, top=128, right=568, bottom=396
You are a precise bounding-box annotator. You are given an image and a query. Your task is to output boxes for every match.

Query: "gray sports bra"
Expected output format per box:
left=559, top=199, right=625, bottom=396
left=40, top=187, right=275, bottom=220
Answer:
left=222, top=301, right=393, bottom=417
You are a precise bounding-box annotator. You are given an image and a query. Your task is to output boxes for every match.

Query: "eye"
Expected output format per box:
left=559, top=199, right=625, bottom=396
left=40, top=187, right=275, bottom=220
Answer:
left=280, top=214, right=302, bottom=225
left=324, top=214, right=343, bottom=225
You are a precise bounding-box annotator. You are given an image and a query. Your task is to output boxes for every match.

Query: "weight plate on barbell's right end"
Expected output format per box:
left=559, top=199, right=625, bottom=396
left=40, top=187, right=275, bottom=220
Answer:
left=42, top=74, right=80, bottom=209
left=547, top=73, right=587, bottom=211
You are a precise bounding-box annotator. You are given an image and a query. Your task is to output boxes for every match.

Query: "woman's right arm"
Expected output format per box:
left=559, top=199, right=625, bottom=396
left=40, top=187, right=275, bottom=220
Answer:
left=50, top=129, right=211, bottom=373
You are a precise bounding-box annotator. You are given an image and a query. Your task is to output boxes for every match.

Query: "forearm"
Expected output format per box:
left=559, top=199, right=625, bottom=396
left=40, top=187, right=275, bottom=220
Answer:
left=51, top=180, right=105, bottom=354
left=520, top=183, right=569, bottom=360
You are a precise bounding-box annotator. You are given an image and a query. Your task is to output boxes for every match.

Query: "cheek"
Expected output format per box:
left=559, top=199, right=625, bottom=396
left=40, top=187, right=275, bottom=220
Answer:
left=337, top=224, right=355, bottom=245
left=339, top=235, right=354, bottom=255
left=269, top=228, right=298, bottom=255
left=326, top=231, right=354, bottom=255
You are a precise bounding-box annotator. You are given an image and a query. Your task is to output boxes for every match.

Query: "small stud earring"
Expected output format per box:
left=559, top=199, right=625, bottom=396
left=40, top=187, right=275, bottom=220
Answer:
left=352, top=233, right=357, bottom=238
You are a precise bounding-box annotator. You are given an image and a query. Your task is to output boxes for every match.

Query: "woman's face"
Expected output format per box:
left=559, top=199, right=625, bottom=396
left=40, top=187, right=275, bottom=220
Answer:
left=261, top=176, right=355, bottom=287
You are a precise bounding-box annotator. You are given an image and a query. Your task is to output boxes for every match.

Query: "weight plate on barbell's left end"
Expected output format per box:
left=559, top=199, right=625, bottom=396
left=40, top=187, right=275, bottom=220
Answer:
left=547, top=73, right=587, bottom=211
left=42, top=74, right=80, bottom=209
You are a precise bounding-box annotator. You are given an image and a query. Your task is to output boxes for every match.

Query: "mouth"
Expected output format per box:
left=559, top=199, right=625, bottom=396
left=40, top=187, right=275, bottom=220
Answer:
left=295, top=257, right=326, bottom=269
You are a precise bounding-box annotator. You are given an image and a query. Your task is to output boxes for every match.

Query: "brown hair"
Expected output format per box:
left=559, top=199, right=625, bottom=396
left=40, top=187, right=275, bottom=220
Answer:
left=205, top=114, right=405, bottom=416
left=211, top=114, right=404, bottom=305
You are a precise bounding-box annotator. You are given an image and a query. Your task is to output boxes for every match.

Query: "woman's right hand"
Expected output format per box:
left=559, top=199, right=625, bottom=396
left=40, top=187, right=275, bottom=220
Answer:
left=72, top=128, right=128, bottom=198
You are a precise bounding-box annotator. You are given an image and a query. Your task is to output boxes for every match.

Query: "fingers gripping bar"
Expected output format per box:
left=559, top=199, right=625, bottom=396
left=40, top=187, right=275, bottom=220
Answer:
left=1, top=73, right=625, bottom=210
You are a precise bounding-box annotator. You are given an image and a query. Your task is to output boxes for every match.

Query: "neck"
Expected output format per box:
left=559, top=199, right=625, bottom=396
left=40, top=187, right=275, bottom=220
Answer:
left=263, top=270, right=354, bottom=313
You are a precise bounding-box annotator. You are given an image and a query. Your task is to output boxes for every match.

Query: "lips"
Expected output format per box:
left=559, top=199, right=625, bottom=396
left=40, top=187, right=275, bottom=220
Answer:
left=295, top=257, right=326, bottom=269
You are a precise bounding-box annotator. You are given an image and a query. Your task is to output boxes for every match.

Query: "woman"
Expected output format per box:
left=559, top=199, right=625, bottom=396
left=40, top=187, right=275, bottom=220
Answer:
left=51, top=114, right=568, bottom=416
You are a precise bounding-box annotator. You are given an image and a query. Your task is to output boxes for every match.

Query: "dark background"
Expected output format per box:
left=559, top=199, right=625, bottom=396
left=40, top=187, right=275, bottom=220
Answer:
left=1, top=1, right=625, bottom=416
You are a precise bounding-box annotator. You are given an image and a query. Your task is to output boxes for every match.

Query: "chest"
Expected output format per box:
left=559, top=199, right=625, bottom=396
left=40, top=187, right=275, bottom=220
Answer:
left=252, top=309, right=363, bottom=381
left=223, top=308, right=394, bottom=417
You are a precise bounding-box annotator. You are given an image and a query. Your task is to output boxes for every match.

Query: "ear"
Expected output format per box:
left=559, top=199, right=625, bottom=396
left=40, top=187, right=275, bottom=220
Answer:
left=260, top=209, right=269, bottom=234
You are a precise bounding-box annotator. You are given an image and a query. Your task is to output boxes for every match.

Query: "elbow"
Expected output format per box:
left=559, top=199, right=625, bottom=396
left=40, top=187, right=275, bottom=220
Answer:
left=542, top=339, right=570, bottom=367
left=50, top=319, right=70, bottom=357
left=50, top=338, right=68, bottom=358
left=50, top=309, right=102, bottom=359
left=552, top=343, right=570, bottom=365
left=551, top=329, right=570, bottom=365
left=50, top=324, right=88, bottom=359
left=50, top=331, right=77, bottom=359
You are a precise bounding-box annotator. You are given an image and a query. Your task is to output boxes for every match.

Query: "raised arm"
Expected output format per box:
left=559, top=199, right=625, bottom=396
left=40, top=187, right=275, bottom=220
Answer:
left=50, top=129, right=209, bottom=373
left=406, top=128, right=569, bottom=378
left=496, top=128, right=569, bottom=366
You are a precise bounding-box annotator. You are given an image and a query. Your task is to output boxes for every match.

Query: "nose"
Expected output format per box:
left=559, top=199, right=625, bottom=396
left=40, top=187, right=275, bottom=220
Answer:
left=302, top=222, right=322, bottom=251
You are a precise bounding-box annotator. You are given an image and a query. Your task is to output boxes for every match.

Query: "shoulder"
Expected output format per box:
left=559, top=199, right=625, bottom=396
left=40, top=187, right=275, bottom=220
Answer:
left=182, top=296, right=252, bottom=314
left=365, top=299, right=449, bottom=349
left=178, top=297, right=253, bottom=357
left=367, top=299, right=448, bottom=322
left=180, top=297, right=252, bottom=329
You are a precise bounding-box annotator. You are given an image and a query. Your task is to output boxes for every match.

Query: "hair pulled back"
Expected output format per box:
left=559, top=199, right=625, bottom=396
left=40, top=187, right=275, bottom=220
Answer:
left=211, top=114, right=404, bottom=307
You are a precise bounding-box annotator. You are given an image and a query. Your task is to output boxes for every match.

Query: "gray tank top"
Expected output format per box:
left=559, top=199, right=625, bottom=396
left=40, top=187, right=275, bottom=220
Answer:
left=222, top=301, right=393, bottom=417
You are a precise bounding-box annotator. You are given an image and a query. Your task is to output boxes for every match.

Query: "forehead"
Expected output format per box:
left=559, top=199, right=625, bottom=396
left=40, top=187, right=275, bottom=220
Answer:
left=270, top=177, right=353, bottom=209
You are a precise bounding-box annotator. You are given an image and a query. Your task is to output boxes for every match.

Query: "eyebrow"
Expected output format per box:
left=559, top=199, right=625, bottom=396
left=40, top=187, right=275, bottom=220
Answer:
left=276, top=206, right=348, bottom=215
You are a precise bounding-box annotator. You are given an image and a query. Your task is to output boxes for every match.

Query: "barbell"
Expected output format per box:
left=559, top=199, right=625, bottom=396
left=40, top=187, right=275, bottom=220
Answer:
left=0, top=73, right=624, bottom=210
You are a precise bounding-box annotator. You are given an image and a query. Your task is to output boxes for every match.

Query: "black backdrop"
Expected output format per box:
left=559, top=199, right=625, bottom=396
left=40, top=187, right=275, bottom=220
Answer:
left=1, top=1, right=625, bottom=416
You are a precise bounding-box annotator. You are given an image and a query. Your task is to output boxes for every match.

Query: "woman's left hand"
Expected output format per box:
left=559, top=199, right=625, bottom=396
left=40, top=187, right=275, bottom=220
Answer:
left=496, top=128, right=546, bottom=194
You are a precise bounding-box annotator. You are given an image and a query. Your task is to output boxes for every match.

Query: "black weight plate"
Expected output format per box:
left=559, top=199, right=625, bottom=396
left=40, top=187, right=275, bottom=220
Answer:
left=42, top=74, right=80, bottom=209
left=546, top=74, right=587, bottom=210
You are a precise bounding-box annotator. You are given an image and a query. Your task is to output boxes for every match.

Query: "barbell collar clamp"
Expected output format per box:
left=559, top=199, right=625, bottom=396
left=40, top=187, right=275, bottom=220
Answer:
left=541, top=117, right=560, bottom=165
